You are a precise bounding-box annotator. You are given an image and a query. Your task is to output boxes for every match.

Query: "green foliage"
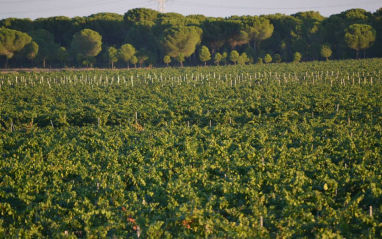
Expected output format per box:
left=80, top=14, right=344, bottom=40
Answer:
left=119, top=44, right=136, bottom=69
left=0, top=18, right=34, bottom=32
left=124, top=8, right=159, bottom=25
left=320, top=44, right=332, bottom=60
left=228, top=30, right=249, bottom=49
left=28, top=29, right=59, bottom=68
left=56, top=47, right=69, bottom=66
left=107, top=46, right=118, bottom=68
left=136, top=48, right=150, bottom=67
left=34, top=16, right=74, bottom=47
left=163, top=55, right=171, bottom=66
left=221, top=52, right=228, bottom=65
left=130, top=55, right=138, bottom=68
left=1, top=7, right=382, bottom=68
left=1, top=59, right=382, bottom=238
left=199, top=45, right=211, bottom=66
left=176, top=53, right=185, bottom=67
left=293, top=52, right=302, bottom=62
left=256, top=57, right=263, bottom=64
left=264, top=54, right=272, bottom=64
left=229, top=50, right=240, bottom=64
left=345, top=24, right=376, bottom=58
left=214, top=52, right=222, bottom=65
left=237, top=52, right=250, bottom=65
left=70, top=29, right=102, bottom=61
left=20, top=41, right=38, bottom=61
left=242, top=16, right=274, bottom=57
left=274, top=53, right=282, bottom=63
left=344, top=8, right=371, bottom=23
left=160, top=26, right=202, bottom=59
left=201, top=19, right=231, bottom=53
left=0, top=28, right=32, bottom=66
left=84, top=13, right=124, bottom=46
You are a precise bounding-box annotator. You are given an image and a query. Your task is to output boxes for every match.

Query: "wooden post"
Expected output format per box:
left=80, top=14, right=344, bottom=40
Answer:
left=370, top=206, right=373, bottom=217
left=260, top=216, right=263, bottom=228
left=135, top=112, right=138, bottom=124
left=50, top=120, right=54, bottom=128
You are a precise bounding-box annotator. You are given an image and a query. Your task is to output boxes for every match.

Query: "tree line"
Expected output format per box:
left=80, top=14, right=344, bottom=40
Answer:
left=0, top=8, right=381, bottom=68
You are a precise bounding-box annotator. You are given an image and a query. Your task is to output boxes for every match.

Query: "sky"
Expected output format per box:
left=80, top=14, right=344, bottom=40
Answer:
left=0, top=0, right=381, bottom=20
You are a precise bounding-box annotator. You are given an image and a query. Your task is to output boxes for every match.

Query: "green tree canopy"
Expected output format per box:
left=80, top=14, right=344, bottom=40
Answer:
left=199, top=46, right=211, bottom=66
left=343, top=8, right=371, bottom=23
left=34, top=16, right=75, bottom=47
left=107, top=46, right=118, bottom=68
left=119, top=43, right=136, bottom=69
left=344, top=24, right=376, bottom=58
left=320, top=44, right=332, bottom=60
left=0, top=18, right=34, bottom=32
left=28, top=29, right=59, bottom=68
left=136, top=48, right=150, bottom=67
left=14, top=40, right=38, bottom=67
left=163, top=55, right=171, bottom=67
left=176, top=52, right=185, bottom=67
left=229, top=50, right=240, bottom=65
left=0, top=28, right=32, bottom=67
left=237, top=52, right=250, bottom=65
left=70, top=29, right=102, bottom=66
left=214, top=52, right=222, bottom=65
left=160, top=26, right=202, bottom=59
left=221, top=52, right=228, bottom=65
left=242, top=16, right=274, bottom=57
left=56, top=46, right=69, bottom=67
left=131, top=55, right=138, bottom=68
left=293, top=52, right=302, bottom=62
left=125, top=21, right=156, bottom=50
left=22, top=41, right=38, bottom=61
left=84, top=13, right=124, bottom=46
left=228, top=30, right=249, bottom=49
left=264, top=54, right=272, bottom=64
left=202, top=19, right=237, bottom=54
left=274, top=53, right=282, bottom=63
left=124, top=8, right=159, bottom=25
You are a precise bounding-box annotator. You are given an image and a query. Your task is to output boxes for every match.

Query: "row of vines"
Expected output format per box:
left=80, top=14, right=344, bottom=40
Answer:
left=1, top=59, right=382, bottom=238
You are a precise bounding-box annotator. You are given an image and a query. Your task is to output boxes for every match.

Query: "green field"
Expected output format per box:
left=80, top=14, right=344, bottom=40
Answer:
left=1, top=59, right=382, bottom=238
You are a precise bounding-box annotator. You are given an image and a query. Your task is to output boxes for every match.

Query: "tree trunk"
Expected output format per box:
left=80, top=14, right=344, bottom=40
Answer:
left=5, top=57, right=9, bottom=68
left=180, top=61, right=183, bottom=67
left=127, top=61, right=130, bottom=69
left=111, top=61, right=114, bottom=69
left=43, top=59, right=46, bottom=69
left=356, top=50, right=359, bottom=59
left=363, top=49, right=366, bottom=59
left=204, top=61, right=207, bottom=67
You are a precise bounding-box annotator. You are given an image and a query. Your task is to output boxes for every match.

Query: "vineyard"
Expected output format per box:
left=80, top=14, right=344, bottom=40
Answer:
left=1, top=59, right=382, bottom=238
